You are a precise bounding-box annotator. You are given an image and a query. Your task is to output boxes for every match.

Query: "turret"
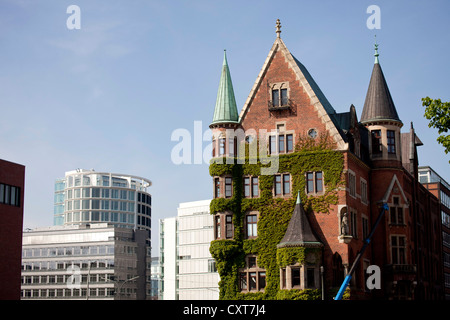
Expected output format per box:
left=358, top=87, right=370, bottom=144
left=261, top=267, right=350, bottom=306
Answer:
left=360, top=41, right=403, bottom=167
left=210, top=50, right=240, bottom=158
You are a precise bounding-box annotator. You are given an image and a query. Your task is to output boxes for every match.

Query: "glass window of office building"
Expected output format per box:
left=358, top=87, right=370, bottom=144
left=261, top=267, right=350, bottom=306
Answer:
left=21, top=224, right=151, bottom=300
left=53, top=169, right=152, bottom=240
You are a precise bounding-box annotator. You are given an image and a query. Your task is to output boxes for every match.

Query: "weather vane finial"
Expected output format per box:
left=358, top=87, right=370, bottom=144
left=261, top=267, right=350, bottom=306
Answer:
left=276, top=19, right=281, bottom=38
left=374, top=35, right=379, bottom=64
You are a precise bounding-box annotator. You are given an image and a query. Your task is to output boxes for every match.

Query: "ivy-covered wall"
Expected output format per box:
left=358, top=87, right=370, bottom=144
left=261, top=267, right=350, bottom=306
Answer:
left=209, top=136, right=345, bottom=300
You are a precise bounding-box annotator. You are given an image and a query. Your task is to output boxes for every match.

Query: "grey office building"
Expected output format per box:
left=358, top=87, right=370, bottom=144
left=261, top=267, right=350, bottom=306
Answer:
left=21, top=223, right=151, bottom=300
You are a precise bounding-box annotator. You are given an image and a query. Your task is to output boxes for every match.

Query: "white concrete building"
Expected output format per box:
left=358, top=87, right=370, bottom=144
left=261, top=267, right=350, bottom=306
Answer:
left=159, top=200, right=219, bottom=300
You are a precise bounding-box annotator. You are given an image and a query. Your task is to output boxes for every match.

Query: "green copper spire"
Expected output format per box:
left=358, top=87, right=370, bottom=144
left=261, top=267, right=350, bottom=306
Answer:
left=211, top=50, right=239, bottom=126
left=296, top=191, right=301, bottom=204
left=374, top=35, right=379, bottom=64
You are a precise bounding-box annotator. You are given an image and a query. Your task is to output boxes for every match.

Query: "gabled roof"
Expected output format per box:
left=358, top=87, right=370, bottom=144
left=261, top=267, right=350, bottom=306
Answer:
left=277, top=193, right=322, bottom=248
left=210, top=50, right=239, bottom=126
left=238, top=36, right=347, bottom=150
left=360, top=45, right=402, bottom=125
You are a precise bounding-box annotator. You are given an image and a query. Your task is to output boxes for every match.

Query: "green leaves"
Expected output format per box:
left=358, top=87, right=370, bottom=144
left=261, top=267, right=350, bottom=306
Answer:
left=209, top=137, right=344, bottom=299
left=422, top=97, right=450, bottom=161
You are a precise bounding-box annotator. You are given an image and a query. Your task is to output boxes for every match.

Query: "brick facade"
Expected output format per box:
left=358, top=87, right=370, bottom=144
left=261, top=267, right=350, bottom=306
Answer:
left=209, top=27, right=443, bottom=300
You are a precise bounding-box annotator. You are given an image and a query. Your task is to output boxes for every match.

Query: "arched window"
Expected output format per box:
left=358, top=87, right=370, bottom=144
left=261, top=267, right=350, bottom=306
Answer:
left=332, top=253, right=344, bottom=287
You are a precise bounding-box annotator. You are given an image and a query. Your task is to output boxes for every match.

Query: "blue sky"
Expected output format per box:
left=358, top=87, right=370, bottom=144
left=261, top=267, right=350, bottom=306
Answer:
left=1, top=0, right=449, bottom=253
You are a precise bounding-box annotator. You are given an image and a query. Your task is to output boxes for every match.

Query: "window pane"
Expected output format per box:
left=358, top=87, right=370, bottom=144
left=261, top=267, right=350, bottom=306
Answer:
left=225, top=177, right=232, bottom=198
left=4, top=185, right=10, bottom=205
left=215, top=215, right=221, bottom=239
left=226, top=215, right=233, bottom=239
left=259, top=272, right=266, bottom=289
left=249, top=272, right=257, bottom=290
left=252, top=177, right=259, bottom=197
left=292, top=267, right=301, bottom=287
left=248, top=257, right=257, bottom=268
left=269, top=136, right=276, bottom=155
left=219, top=138, right=226, bottom=156
left=247, top=215, right=257, bottom=237
left=215, top=178, right=220, bottom=198
left=240, top=273, right=247, bottom=290
left=283, top=174, right=290, bottom=194
left=307, top=173, right=314, bottom=193
left=281, top=88, right=288, bottom=106
left=387, top=130, right=396, bottom=154
left=244, top=177, right=250, bottom=197
left=82, top=188, right=90, bottom=198
left=275, top=175, right=281, bottom=195
left=272, top=89, right=279, bottom=107
left=91, top=188, right=100, bottom=198
left=286, top=134, right=293, bottom=152
left=229, top=138, right=235, bottom=156
left=279, top=135, right=285, bottom=153
left=371, top=130, right=382, bottom=154
left=315, top=172, right=323, bottom=192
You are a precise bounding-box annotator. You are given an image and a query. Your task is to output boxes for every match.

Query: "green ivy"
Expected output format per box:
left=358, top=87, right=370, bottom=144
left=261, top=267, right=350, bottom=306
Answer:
left=276, top=289, right=321, bottom=300
left=209, top=136, right=344, bottom=300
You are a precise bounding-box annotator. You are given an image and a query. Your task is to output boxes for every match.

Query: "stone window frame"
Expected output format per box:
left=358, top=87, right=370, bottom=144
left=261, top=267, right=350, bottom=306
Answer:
left=239, top=254, right=266, bottom=292
left=214, top=211, right=234, bottom=240
left=305, top=171, right=325, bottom=195
left=244, top=211, right=260, bottom=239
left=389, top=196, right=406, bottom=226
left=348, top=169, right=357, bottom=199
left=280, top=262, right=320, bottom=290
left=267, top=123, right=295, bottom=155
left=273, top=173, right=291, bottom=198
left=360, top=177, right=368, bottom=205
left=213, top=175, right=233, bottom=199
left=269, top=82, right=290, bottom=108
left=243, top=175, right=259, bottom=198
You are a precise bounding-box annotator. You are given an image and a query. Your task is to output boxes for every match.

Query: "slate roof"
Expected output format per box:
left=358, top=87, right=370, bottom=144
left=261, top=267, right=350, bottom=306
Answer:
left=360, top=61, right=401, bottom=124
left=277, top=193, right=322, bottom=248
left=211, top=50, right=240, bottom=126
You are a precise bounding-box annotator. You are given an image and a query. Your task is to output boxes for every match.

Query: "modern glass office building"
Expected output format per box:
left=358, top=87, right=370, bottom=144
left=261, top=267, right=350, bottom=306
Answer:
left=21, top=223, right=151, bottom=300
left=54, top=169, right=152, bottom=241
left=159, top=199, right=219, bottom=300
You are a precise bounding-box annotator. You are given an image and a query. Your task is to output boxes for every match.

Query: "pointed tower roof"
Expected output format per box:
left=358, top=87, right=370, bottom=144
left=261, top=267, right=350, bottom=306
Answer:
left=210, top=50, right=239, bottom=126
left=277, top=193, right=322, bottom=248
left=360, top=42, right=402, bottom=125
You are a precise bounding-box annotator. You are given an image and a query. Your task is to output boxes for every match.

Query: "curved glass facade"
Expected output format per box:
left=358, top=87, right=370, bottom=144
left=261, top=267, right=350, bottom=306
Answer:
left=54, top=170, right=152, bottom=238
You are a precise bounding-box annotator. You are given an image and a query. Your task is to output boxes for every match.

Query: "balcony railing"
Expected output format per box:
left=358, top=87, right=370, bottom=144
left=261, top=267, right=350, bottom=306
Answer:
left=268, top=99, right=292, bottom=111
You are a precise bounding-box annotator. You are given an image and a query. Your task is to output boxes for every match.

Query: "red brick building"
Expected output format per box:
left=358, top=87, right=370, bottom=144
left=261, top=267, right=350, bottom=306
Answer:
left=0, top=159, right=25, bottom=300
left=208, top=20, right=443, bottom=300
left=418, top=166, right=450, bottom=300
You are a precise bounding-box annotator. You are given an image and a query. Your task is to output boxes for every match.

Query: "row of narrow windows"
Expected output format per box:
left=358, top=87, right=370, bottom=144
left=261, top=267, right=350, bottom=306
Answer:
left=212, top=133, right=295, bottom=157
left=213, top=172, right=324, bottom=199
left=212, top=128, right=398, bottom=159
left=0, top=183, right=20, bottom=207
